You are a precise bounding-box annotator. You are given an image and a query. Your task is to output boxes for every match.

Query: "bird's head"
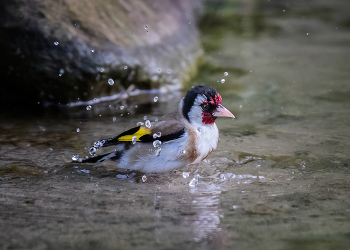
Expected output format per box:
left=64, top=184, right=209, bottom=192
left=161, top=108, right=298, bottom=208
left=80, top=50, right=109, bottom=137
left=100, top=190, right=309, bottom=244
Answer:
left=180, top=86, right=235, bottom=125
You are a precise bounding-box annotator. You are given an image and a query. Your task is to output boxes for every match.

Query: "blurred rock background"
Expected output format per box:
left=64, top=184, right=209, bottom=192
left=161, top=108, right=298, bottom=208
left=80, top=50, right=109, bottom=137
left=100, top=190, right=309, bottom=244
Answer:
left=0, top=0, right=203, bottom=108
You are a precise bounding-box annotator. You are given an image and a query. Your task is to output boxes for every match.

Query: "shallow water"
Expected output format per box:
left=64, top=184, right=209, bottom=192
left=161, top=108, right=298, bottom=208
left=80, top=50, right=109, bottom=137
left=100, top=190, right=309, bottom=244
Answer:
left=1, top=0, right=350, bottom=249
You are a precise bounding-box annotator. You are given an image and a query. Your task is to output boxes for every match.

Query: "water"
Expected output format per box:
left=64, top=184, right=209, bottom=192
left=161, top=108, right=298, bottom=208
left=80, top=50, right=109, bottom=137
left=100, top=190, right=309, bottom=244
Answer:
left=153, top=140, right=161, bottom=148
left=1, top=0, right=350, bottom=249
left=145, top=120, right=151, bottom=128
left=108, top=78, right=114, bottom=85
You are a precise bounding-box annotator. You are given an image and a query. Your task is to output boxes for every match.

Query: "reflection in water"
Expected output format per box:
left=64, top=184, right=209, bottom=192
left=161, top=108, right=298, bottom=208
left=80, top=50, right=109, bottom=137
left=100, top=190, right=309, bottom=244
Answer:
left=188, top=188, right=223, bottom=245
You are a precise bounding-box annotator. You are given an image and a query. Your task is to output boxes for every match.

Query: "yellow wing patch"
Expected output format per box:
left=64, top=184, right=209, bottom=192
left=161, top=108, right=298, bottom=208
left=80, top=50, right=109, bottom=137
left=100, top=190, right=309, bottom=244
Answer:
left=118, top=127, right=152, bottom=142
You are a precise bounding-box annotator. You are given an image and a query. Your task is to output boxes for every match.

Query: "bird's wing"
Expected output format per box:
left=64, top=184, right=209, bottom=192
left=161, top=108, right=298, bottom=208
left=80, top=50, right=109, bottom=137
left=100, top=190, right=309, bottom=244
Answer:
left=101, top=112, right=186, bottom=147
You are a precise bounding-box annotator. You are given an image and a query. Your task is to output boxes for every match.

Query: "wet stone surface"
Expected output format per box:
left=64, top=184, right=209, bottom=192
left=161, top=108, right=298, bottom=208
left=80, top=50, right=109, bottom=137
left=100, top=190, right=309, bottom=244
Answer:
left=1, top=0, right=350, bottom=249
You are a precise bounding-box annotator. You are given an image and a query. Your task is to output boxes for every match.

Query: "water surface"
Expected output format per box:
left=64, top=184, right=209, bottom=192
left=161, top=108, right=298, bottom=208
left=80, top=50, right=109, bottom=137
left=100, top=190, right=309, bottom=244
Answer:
left=1, top=0, right=350, bottom=249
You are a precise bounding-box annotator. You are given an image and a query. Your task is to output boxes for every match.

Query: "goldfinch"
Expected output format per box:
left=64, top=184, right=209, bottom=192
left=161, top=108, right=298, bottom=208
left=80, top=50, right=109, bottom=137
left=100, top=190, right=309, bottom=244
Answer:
left=82, top=85, right=234, bottom=173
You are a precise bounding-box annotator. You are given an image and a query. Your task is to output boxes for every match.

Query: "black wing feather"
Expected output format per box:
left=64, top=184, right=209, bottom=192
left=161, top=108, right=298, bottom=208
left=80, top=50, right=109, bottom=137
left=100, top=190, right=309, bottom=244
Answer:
left=139, top=128, right=185, bottom=142
left=101, top=126, right=141, bottom=147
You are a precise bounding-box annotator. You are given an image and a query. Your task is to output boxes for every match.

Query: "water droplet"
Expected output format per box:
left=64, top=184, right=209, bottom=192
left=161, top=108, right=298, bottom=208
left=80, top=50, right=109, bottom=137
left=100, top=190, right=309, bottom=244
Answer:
left=54, top=41, right=59, bottom=45
left=155, top=118, right=158, bottom=122
left=180, top=150, right=186, bottom=154
left=100, top=68, right=104, bottom=73
left=86, top=105, right=92, bottom=110
left=132, top=136, right=137, bottom=144
left=306, top=33, right=309, bottom=35
left=89, top=147, right=97, bottom=156
left=76, top=128, right=80, bottom=132
left=146, top=31, right=149, bottom=34
left=124, top=66, right=128, bottom=69
left=156, top=132, right=161, bottom=137
left=144, top=25, right=148, bottom=29
left=183, top=172, right=189, bottom=178
left=153, top=133, right=158, bottom=139
left=250, top=70, right=253, bottom=72
left=115, top=12, right=117, bottom=15
left=108, top=78, right=114, bottom=85
left=145, top=120, right=151, bottom=128
left=91, top=49, right=95, bottom=53
left=143, top=116, right=147, bottom=120
left=153, top=140, right=161, bottom=147
left=224, top=72, right=228, bottom=76
left=283, top=9, right=285, bottom=12
left=155, top=147, right=161, bottom=156
left=120, top=106, right=124, bottom=110
left=197, top=127, right=201, bottom=132
left=113, top=117, right=116, bottom=122
left=239, top=104, right=242, bottom=108
left=93, top=98, right=97, bottom=102
left=221, top=79, right=225, bottom=83
left=59, top=69, right=65, bottom=75
left=154, top=96, right=158, bottom=102
left=137, top=122, right=144, bottom=126
left=141, top=175, right=147, bottom=182
left=72, top=155, right=79, bottom=161
left=135, top=105, right=138, bottom=108
left=94, top=140, right=105, bottom=149
left=189, top=21, right=191, bottom=24
left=189, top=174, right=199, bottom=187
left=189, top=178, right=197, bottom=187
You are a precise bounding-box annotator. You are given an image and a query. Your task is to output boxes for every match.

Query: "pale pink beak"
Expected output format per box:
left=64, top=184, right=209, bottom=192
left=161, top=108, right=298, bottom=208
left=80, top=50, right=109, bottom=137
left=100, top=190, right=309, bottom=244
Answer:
left=212, top=104, right=235, bottom=118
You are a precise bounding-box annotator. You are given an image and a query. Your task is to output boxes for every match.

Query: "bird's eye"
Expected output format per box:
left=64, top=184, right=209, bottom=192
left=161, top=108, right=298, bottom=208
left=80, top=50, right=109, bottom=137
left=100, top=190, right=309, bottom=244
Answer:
left=202, top=104, right=210, bottom=111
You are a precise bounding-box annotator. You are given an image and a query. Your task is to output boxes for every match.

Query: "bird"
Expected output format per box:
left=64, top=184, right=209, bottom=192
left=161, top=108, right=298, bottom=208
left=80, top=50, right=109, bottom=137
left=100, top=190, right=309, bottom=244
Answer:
left=81, top=85, right=235, bottom=173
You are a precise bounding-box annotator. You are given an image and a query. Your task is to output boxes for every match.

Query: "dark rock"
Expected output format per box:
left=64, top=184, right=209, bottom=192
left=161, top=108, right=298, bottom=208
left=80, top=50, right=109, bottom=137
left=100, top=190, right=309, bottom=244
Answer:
left=0, top=0, right=203, bottom=108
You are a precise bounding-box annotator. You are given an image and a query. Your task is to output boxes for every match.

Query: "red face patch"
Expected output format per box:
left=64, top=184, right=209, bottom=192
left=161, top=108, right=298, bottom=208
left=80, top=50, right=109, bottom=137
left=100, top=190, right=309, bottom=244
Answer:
left=202, top=93, right=222, bottom=106
left=201, top=93, right=222, bottom=125
left=202, top=112, right=217, bottom=125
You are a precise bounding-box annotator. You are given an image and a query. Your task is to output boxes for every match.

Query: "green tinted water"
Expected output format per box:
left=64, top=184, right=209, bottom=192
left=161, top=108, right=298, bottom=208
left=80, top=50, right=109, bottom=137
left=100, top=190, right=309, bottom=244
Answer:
left=1, top=0, right=350, bottom=249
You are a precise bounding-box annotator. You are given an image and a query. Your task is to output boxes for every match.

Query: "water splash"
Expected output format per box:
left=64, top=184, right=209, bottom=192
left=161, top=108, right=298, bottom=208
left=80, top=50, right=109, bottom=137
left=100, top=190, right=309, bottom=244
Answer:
left=108, top=78, right=114, bottom=85
left=153, top=140, right=161, bottom=147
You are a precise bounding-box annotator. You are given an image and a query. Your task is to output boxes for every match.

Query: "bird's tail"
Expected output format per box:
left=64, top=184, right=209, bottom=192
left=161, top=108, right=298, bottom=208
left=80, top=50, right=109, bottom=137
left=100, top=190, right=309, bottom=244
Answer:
left=81, top=151, right=122, bottom=163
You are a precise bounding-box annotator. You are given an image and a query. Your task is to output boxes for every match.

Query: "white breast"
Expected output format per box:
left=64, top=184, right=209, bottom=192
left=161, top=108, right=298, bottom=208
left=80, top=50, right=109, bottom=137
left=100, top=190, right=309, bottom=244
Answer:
left=192, top=123, right=219, bottom=164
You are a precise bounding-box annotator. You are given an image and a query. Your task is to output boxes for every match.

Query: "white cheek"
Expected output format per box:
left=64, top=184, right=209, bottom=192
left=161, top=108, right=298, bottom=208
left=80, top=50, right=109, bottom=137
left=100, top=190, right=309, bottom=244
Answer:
left=188, top=95, right=206, bottom=124
left=188, top=106, right=203, bottom=124
left=194, top=94, right=207, bottom=106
